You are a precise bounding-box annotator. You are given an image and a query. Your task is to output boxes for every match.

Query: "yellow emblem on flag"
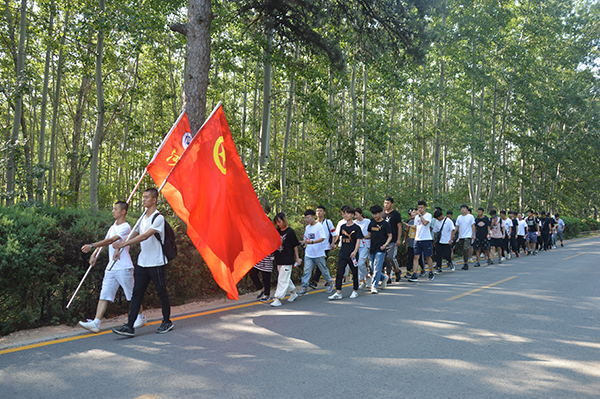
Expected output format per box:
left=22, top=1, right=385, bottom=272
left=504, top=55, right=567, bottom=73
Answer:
left=166, top=149, right=180, bottom=166
left=214, top=137, right=226, bottom=175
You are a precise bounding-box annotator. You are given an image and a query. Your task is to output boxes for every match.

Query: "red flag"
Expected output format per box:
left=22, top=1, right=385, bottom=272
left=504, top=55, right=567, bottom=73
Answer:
left=165, top=105, right=280, bottom=300
left=146, top=110, right=193, bottom=221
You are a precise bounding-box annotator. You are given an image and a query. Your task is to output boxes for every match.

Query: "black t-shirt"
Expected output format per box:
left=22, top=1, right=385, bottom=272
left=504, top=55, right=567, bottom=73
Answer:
left=368, top=219, right=392, bottom=254
left=475, top=216, right=490, bottom=240
left=541, top=217, right=554, bottom=233
left=274, top=227, right=300, bottom=265
left=384, top=210, right=402, bottom=242
left=339, top=223, right=363, bottom=259
left=526, top=217, right=539, bottom=232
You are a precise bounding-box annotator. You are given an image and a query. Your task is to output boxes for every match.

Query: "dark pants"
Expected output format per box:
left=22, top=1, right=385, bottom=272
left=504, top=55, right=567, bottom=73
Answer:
left=517, top=236, right=527, bottom=254
left=502, top=237, right=510, bottom=256
left=336, top=258, right=358, bottom=291
left=510, top=235, right=517, bottom=255
left=128, top=265, right=171, bottom=328
left=542, top=232, right=551, bottom=250
left=249, top=267, right=271, bottom=297
left=435, top=243, right=452, bottom=268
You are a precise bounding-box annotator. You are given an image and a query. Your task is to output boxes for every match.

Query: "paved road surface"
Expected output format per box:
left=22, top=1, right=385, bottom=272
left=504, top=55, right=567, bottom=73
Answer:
left=1, top=236, right=599, bottom=399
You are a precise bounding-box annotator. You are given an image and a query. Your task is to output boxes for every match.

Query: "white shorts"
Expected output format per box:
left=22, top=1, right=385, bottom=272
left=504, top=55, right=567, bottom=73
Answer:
left=99, top=268, right=134, bottom=302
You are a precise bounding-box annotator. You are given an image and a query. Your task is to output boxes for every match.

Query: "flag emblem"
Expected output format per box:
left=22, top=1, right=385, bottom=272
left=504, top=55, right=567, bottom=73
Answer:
left=213, top=136, right=226, bottom=174
left=182, top=132, right=192, bottom=149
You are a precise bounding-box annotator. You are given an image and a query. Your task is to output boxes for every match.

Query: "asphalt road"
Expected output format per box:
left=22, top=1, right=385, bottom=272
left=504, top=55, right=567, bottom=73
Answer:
left=1, top=236, right=599, bottom=399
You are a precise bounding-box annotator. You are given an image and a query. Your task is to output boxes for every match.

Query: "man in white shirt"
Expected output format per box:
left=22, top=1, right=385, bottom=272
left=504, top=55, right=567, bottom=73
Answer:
left=112, top=188, right=173, bottom=337
left=432, top=210, right=456, bottom=274
left=408, top=201, right=435, bottom=282
left=298, top=209, right=334, bottom=295
left=555, top=214, right=566, bottom=247
left=78, top=201, right=145, bottom=333
left=455, top=204, right=475, bottom=270
left=309, top=205, right=340, bottom=289
left=517, top=213, right=528, bottom=255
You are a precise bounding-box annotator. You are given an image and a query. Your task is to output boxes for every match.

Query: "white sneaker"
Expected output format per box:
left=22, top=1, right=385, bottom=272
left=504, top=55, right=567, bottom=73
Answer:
left=371, top=286, right=378, bottom=294
left=287, top=292, right=298, bottom=302
left=358, top=281, right=366, bottom=290
left=507, top=254, right=511, bottom=260
left=270, top=298, right=282, bottom=307
left=133, top=314, right=147, bottom=329
left=328, top=292, right=342, bottom=300
left=365, top=276, right=372, bottom=288
left=380, top=275, right=388, bottom=289
left=349, top=291, right=359, bottom=299
left=325, top=284, right=334, bottom=294
left=79, top=319, right=99, bottom=333
left=501, top=257, right=506, bottom=261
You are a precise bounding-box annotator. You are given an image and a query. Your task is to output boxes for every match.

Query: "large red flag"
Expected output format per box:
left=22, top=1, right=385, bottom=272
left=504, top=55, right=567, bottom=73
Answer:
left=165, top=105, right=280, bottom=300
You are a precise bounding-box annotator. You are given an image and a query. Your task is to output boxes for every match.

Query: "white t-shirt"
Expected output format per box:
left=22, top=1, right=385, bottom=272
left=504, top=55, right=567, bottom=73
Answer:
left=456, top=214, right=475, bottom=239
left=517, top=219, right=527, bottom=236
left=319, top=218, right=336, bottom=253
left=503, top=218, right=512, bottom=236
left=432, top=217, right=455, bottom=244
left=334, top=219, right=347, bottom=248
left=355, top=218, right=371, bottom=248
left=415, top=212, right=433, bottom=241
left=106, top=222, right=133, bottom=270
left=134, top=210, right=166, bottom=267
left=304, top=222, right=326, bottom=258
left=556, top=218, right=565, bottom=232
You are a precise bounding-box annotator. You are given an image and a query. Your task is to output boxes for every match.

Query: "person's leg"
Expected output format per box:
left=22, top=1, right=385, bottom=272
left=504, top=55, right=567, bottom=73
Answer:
left=315, top=256, right=333, bottom=284
left=147, top=265, right=171, bottom=323
left=127, top=267, right=152, bottom=328
left=357, top=246, right=369, bottom=281
left=248, top=267, right=263, bottom=292
left=349, top=260, right=359, bottom=291
left=370, top=252, right=385, bottom=288
left=310, top=267, right=322, bottom=286
left=274, top=265, right=293, bottom=299
left=262, top=271, right=272, bottom=297
left=435, top=242, right=443, bottom=271
left=443, top=243, right=452, bottom=264
left=406, top=246, right=414, bottom=274
left=94, top=300, right=109, bottom=321
left=301, top=257, right=316, bottom=289
left=335, top=258, right=347, bottom=292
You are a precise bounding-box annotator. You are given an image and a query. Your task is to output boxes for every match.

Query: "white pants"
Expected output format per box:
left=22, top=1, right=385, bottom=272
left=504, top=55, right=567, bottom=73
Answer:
left=99, top=268, right=134, bottom=301
left=274, top=265, right=295, bottom=299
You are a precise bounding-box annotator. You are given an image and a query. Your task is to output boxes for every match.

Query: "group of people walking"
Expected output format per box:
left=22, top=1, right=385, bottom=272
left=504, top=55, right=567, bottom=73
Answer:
left=77, top=189, right=567, bottom=335
left=250, top=198, right=567, bottom=305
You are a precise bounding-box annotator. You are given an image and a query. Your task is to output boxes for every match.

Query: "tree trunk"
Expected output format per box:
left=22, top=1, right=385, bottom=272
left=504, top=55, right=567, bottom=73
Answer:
left=6, top=0, right=27, bottom=206
left=171, top=0, right=212, bottom=133
left=258, top=26, right=273, bottom=175
left=433, top=0, right=447, bottom=198
left=47, top=9, right=68, bottom=206
left=281, top=50, right=297, bottom=211
left=249, top=61, right=260, bottom=174
left=361, top=65, right=368, bottom=202
left=89, top=0, right=106, bottom=210
left=37, top=4, right=54, bottom=204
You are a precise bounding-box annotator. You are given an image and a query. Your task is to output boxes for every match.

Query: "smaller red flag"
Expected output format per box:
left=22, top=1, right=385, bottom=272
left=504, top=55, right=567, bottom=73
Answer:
left=166, top=105, right=280, bottom=300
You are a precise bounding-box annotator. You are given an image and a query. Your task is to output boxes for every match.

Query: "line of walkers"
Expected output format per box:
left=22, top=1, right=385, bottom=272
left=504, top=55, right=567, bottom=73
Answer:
left=248, top=199, right=567, bottom=305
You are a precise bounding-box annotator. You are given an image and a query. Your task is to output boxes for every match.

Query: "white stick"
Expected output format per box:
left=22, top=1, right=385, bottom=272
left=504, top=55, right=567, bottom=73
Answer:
left=66, top=263, right=94, bottom=309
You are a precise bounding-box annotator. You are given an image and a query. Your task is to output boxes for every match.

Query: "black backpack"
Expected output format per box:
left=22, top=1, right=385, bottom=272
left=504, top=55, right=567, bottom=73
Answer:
left=152, top=212, right=177, bottom=262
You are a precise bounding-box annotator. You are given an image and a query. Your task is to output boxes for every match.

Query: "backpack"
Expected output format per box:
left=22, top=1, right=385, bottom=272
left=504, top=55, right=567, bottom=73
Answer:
left=152, top=212, right=177, bottom=262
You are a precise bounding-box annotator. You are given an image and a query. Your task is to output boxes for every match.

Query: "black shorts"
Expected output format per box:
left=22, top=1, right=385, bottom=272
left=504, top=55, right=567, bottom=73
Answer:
left=474, top=237, right=490, bottom=251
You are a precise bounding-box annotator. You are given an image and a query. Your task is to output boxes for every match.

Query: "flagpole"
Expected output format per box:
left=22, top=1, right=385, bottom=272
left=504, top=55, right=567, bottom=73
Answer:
left=126, top=169, right=147, bottom=204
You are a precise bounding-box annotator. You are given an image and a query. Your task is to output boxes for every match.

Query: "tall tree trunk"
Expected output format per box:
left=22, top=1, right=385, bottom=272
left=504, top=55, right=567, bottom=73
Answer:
left=171, top=0, right=212, bottom=133
left=361, top=65, right=368, bottom=202
left=487, top=81, right=498, bottom=208
left=240, top=66, right=248, bottom=165
left=468, top=77, right=476, bottom=205
left=37, top=4, right=54, bottom=203
left=475, top=61, right=485, bottom=210
left=6, top=0, right=27, bottom=205
left=258, top=26, right=273, bottom=176
left=433, top=0, right=447, bottom=198
left=90, top=0, right=105, bottom=210
left=281, top=51, right=297, bottom=211
left=47, top=9, right=68, bottom=206
left=118, top=54, right=139, bottom=198
left=249, top=61, right=260, bottom=173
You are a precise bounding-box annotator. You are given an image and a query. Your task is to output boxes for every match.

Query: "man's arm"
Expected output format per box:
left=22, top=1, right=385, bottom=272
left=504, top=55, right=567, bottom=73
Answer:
left=382, top=233, right=392, bottom=251
left=113, top=229, right=151, bottom=250
left=82, top=234, right=129, bottom=253
left=396, top=222, right=402, bottom=246
left=419, top=213, right=430, bottom=226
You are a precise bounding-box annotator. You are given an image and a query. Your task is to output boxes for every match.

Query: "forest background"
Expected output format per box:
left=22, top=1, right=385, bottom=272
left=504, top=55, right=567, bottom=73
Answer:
left=1, top=0, right=599, bottom=335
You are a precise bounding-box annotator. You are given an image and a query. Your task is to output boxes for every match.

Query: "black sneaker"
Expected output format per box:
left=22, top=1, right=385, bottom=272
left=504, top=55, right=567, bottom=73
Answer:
left=308, top=281, right=318, bottom=289
left=112, top=324, right=134, bottom=337
left=395, top=274, right=401, bottom=282
left=259, top=294, right=270, bottom=302
left=487, top=259, right=492, bottom=265
left=561, top=243, right=563, bottom=247
left=419, top=270, right=427, bottom=277
left=408, top=273, right=418, bottom=282
left=462, top=264, right=469, bottom=270
left=256, top=290, right=264, bottom=299
left=474, top=262, right=480, bottom=267
left=157, top=321, right=174, bottom=334
left=428, top=272, right=434, bottom=281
